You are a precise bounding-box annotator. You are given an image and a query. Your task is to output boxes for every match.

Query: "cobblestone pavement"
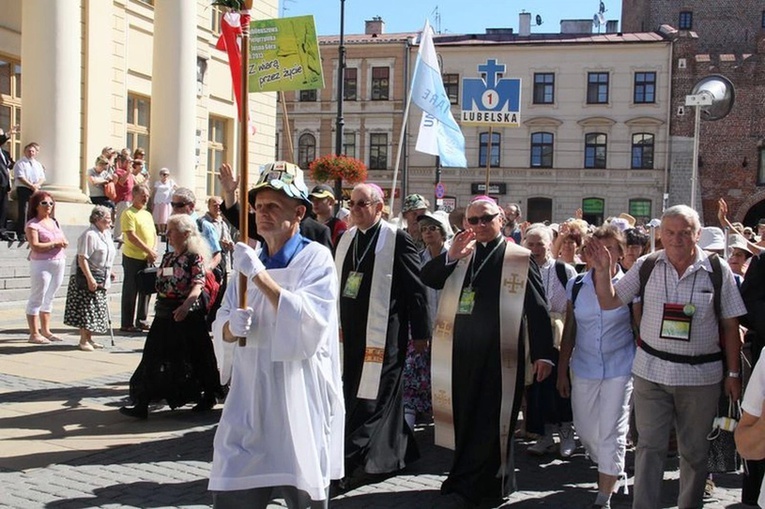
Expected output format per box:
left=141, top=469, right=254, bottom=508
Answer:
left=0, top=298, right=754, bottom=508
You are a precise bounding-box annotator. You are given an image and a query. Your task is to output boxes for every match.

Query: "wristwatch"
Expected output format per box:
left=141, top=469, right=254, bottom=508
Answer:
left=727, top=371, right=741, bottom=378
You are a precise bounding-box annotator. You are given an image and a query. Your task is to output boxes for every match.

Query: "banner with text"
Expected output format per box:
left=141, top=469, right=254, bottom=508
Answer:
left=248, top=15, right=324, bottom=93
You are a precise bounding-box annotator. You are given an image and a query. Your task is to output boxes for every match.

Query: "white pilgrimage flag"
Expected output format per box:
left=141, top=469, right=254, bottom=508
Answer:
left=415, top=112, right=438, bottom=156
left=410, top=20, right=467, bottom=168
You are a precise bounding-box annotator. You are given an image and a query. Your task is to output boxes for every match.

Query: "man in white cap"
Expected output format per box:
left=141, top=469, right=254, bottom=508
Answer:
left=209, top=161, right=344, bottom=509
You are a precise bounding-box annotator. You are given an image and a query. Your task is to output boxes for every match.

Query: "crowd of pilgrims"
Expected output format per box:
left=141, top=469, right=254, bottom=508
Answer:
left=78, top=155, right=765, bottom=509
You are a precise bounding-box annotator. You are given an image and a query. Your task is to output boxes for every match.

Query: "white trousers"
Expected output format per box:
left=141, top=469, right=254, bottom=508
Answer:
left=571, top=372, right=633, bottom=476
left=27, top=258, right=66, bottom=315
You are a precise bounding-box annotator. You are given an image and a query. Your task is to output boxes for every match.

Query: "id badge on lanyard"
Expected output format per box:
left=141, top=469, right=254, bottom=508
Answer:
left=660, top=302, right=693, bottom=341
left=458, top=287, right=476, bottom=314
left=343, top=271, right=364, bottom=299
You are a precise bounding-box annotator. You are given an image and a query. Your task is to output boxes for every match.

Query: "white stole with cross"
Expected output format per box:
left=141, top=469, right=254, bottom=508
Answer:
left=431, top=241, right=530, bottom=477
left=335, top=220, right=396, bottom=400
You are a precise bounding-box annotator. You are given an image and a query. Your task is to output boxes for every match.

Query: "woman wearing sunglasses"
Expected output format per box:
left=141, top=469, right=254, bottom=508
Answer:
left=403, top=211, right=453, bottom=432
left=25, top=191, right=69, bottom=344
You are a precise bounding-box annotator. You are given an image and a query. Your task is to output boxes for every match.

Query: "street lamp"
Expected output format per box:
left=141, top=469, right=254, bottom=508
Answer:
left=685, top=91, right=713, bottom=210
left=333, top=0, right=346, bottom=210
left=684, top=75, right=735, bottom=211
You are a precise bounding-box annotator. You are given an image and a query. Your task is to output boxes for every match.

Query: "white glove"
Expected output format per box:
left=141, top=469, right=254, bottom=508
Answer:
left=233, top=242, right=265, bottom=277
left=228, top=307, right=254, bottom=337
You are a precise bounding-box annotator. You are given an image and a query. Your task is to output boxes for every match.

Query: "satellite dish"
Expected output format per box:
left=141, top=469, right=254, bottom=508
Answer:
left=599, top=1, right=606, bottom=14
left=593, top=13, right=605, bottom=26
left=535, top=14, right=543, bottom=26
left=690, top=75, right=735, bottom=121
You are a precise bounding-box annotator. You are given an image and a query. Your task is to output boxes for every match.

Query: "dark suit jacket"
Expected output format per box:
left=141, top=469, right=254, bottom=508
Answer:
left=0, top=135, right=13, bottom=191
left=220, top=200, right=332, bottom=250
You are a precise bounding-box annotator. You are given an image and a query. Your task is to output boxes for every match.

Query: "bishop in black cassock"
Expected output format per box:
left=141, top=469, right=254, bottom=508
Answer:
left=421, top=197, right=553, bottom=506
left=337, top=183, right=432, bottom=479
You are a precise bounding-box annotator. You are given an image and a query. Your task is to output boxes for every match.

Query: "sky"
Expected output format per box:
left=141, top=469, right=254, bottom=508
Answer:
left=280, top=0, right=623, bottom=36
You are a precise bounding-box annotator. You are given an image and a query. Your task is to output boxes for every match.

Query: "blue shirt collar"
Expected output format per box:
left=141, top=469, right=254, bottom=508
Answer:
left=259, top=233, right=310, bottom=269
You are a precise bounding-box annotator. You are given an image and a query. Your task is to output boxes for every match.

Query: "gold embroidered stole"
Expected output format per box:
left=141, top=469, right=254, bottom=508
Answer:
left=335, top=221, right=396, bottom=400
left=431, top=242, right=530, bottom=475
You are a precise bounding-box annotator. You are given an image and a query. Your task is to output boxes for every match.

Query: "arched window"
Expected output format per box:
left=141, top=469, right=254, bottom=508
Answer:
left=298, top=133, right=316, bottom=169
left=527, top=197, right=552, bottom=223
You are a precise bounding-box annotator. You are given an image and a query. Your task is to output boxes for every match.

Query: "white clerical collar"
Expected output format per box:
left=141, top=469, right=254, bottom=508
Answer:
left=479, top=233, right=504, bottom=248
left=359, top=219, right=381, bottom=235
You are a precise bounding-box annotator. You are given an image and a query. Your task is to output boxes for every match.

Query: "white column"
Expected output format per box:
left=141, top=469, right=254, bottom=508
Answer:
left=149, top=1, right=197, bottom=191
left=21, top=0, right=88, bottom=203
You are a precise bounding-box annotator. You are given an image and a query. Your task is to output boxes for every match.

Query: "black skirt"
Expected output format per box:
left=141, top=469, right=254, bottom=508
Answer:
left=128, top=298, right=221, bottom=409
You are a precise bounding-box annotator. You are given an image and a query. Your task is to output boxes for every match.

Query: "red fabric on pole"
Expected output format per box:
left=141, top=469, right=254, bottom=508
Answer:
left=216, top=11, right=250, bottom=120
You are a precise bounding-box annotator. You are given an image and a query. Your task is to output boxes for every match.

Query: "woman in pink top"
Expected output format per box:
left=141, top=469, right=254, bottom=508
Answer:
left=25, top=191, right=69, bottom=344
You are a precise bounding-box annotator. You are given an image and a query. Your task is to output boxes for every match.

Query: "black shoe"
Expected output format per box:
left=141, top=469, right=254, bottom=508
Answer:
left=119, top=405, right=148, bottom=419
left=191, top=395, right=216, bottom=412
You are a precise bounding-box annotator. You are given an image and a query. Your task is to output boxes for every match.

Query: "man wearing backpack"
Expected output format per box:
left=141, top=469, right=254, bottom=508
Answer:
left=587, top=204, right=747, bottom=509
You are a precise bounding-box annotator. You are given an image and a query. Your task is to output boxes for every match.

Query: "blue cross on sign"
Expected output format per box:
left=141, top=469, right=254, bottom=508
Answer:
left=435, top=182, right=446, bottom=199
left=461, top=59, right=522, bottom=126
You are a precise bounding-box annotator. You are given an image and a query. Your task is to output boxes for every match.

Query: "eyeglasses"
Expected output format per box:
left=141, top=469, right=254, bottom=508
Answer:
left=171, top=202, right=188, bottom=209
left=420, top=224, right=440, bottom=233
left=348, top=199, right=376, bottom=209
left=466, top=213, right=499, bottom=225
left=39, top=201, right=54, bottom=207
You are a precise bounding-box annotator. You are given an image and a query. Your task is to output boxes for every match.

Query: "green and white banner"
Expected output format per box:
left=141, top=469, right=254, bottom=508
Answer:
left=248, top=15, right=324, bottom=93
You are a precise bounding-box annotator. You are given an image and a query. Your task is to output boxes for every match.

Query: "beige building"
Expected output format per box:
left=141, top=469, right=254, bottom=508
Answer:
left=281, top=17, right=672, bottom=225
left=0, top=0, right=278, bottom=225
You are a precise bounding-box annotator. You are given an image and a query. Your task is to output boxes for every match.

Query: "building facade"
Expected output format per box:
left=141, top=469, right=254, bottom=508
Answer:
left=623, top=0, right=765, bottom=225
left=0, top=0, right=278, bottom=225
left=281, top=18, right=671, bottom=224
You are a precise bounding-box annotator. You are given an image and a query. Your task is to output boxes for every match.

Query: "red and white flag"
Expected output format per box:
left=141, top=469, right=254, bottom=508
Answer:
left=216, top=11, right=251, bottom=120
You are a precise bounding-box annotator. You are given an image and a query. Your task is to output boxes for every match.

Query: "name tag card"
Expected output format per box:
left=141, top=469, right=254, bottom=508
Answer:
left=343, top=271, right=363, bottom=299
left=458, top=287, right=476, bottom=315
left=660, top=303, right=692, bottom=341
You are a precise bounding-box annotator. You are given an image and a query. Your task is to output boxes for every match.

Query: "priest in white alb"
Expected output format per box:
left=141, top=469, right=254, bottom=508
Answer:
left=209, top=162, right=343, bottom=509
left=421, top=196, right=554, bottom=507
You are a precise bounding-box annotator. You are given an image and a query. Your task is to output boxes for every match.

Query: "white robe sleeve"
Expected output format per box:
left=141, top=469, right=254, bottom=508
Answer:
left=212, top=276, right=243, bottom=385
left=272, top=248, right=339, bottom=362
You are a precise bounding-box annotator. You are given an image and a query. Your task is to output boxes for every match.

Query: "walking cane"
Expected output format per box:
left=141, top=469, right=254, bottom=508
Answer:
left=105, top=290, right=115, bottom=346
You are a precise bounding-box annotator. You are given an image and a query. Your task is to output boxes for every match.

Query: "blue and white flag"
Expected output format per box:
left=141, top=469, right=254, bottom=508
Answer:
left=411, top=20, right=467, bottom=168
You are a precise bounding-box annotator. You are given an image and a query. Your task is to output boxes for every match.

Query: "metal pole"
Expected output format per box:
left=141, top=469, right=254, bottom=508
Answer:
left=434, top=155, right=441, bottom=210
left=690, top=103, right=701, bottom=210
left=484, top=126, right=493, bottom=193
left=333, top=0, right=345, bottom=210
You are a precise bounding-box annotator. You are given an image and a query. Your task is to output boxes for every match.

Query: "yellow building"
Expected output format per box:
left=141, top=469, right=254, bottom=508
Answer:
left=0, top=0, right=278, bottom=225
left=281, top=16, right=672, bottom=224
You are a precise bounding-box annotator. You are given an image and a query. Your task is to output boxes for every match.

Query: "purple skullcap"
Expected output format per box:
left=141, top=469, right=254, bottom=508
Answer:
left=367, top=182, right=385, bottom=201
left=470, top=195, right=494, bottom=203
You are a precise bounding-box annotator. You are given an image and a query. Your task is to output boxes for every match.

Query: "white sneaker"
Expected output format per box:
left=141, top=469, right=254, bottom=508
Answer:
left=559, top=422, right=576, bottom=457
left=527, top=433, right=556, bottom=456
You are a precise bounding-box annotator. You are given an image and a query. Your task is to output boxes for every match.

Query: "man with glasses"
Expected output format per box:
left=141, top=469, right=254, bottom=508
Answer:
left=209, top=161, right=343, bottom=509
left=335, top=183, right=432, bottom=486
left=420, top=195, right=553, bottom=507
left=120, top=184, right=156, bottom=333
